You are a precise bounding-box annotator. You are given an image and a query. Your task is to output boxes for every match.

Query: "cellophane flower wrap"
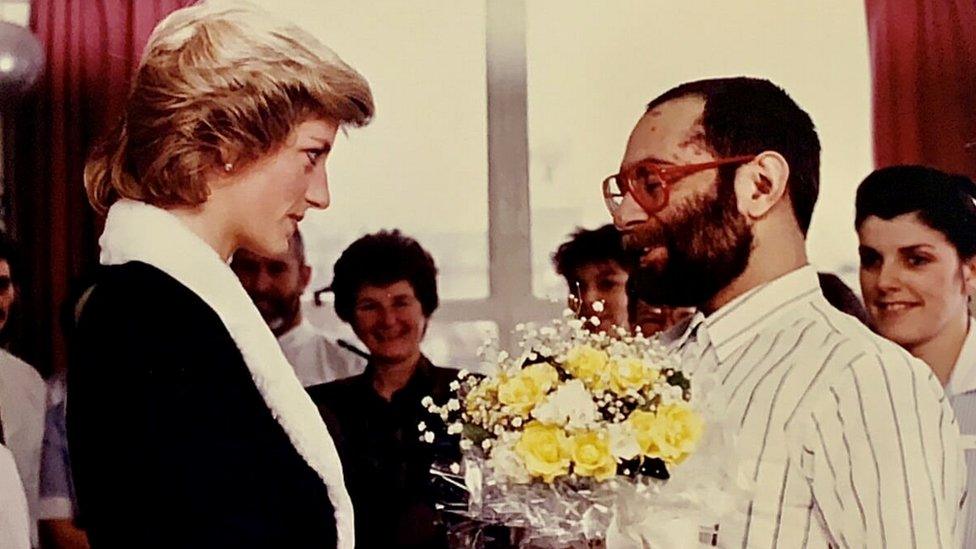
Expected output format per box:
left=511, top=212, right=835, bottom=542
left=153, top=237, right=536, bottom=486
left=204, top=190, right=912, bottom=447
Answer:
left=422, top=311, right=744, bottom=547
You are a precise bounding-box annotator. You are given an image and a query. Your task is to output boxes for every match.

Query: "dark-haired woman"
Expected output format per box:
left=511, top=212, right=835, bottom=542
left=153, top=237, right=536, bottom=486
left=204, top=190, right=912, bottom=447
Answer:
left=308, top=230, right=457, bottom=549
left=855, top=165, right=976, bottom=545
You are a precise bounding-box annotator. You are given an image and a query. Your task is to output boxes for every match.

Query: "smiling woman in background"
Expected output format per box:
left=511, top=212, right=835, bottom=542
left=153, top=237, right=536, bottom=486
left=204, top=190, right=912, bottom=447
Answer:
left=67, top=2, right=373, bottom=547
left=855, top=165, right=976, bottom=546
left=308, top=230, right=457, bottom=549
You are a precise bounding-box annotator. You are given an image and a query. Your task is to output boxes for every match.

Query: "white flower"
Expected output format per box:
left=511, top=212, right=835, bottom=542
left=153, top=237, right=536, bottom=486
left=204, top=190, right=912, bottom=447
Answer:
left=460, top=439, right=474, bottom=451
left=449, top=381, right=461, bottom=391
left=421, top=396, right=434, bottom=408
left=511, top=417, right=523, bottom=428
left=531, top=379, right=600, bottom=430
left=606, top=422, right=641, bottom=459
left=447, top=399, right=461, bottom=411
left=458, top=369, right=470, bottom=379
left=592, top=301, right=605, bottom=313
left=486, top=438, right=532, bottom=484
left=589, top=316, right=601, bottom=326
left=423, top=431, right=435, bottom=443
left=482, top=439, right=493, bottom=450
left=448, top=423, right=464, bottom=435
left=417, top=421, right=427, bottom=432
left=450, top=462, right=461, bottom=475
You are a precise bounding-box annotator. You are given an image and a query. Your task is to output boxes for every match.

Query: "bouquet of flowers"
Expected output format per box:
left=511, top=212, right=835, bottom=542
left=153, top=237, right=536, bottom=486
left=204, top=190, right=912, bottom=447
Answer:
left=422, top=309, right=737, bottom=547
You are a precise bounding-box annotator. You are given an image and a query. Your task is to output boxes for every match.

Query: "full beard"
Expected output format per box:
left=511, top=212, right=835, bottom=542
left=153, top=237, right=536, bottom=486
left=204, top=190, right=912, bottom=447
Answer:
left=623, top=181, right=754, bottom=308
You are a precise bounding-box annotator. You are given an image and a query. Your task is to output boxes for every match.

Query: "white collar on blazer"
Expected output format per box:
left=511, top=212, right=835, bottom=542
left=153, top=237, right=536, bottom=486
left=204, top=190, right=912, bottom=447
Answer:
left=99, top=199, right=354, bottom=548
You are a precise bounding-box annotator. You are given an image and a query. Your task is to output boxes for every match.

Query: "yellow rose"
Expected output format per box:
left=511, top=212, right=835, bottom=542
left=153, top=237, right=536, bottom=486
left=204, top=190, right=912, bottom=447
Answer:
left=570, top=430, right=617, bottom=481
left=627, top=403, right=703, bottom=465
left=564, top=345, right=609, bottom=390
left=515, top=421, right=571, bottom=482
left=498, top=368, right=552, bottom=415
left=522, top=363, right=559, bottom=392
left=609, top=358, right=658, bottom=395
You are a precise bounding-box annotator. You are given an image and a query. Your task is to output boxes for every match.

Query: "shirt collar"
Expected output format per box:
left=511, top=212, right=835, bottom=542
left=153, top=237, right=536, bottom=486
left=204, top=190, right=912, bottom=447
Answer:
left=701, top=265, right=821, bottom=362
left=948, top=318, right=976, bottom=396
left=276, top=318, right=314, bottom=345
left=663, top=309, right=706, bottom=351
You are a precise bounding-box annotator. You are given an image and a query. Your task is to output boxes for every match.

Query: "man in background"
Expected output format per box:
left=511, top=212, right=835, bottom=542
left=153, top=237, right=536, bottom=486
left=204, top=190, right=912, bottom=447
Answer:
left=231, top=231, right=365, bottom=386
left=0, top=231, right=45, bottom=547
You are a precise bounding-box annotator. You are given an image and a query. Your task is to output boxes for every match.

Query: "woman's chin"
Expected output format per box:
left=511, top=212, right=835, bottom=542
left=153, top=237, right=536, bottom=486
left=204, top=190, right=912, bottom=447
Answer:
left=371, top=348, right=420, bottom=365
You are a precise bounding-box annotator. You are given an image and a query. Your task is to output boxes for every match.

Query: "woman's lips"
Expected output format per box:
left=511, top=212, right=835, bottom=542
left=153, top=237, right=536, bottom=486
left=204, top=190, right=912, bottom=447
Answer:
left=873, top=301, right=921, bottom=316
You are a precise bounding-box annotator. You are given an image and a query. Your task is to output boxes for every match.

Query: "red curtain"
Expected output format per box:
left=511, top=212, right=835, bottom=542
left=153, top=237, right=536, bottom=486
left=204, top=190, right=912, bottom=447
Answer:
left=8, top=0, right=192, bottom=376
left=865, top=0, right=976, bottom=179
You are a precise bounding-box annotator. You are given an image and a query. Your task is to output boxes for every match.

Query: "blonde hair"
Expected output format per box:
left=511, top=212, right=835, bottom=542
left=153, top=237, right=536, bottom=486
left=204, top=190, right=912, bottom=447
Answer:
left=85, top=0, right=374, bottom=214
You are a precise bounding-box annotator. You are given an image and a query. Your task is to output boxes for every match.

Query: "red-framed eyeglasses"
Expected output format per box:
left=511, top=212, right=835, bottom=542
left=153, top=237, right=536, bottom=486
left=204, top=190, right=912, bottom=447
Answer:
left=602, top=155, right=756, bottom=215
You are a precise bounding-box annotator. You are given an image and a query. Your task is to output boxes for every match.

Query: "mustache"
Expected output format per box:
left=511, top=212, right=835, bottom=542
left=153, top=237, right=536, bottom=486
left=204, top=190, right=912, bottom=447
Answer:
left=621, top=217, right=676, bottom=269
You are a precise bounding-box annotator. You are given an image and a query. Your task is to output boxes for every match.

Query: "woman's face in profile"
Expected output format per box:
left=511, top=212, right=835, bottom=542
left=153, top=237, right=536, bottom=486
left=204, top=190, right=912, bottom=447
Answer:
left=858, top=212, right=975, bottom=349
left=226, top=118, right=339, bottom=257
left=351, top=280, right=428, bottom=365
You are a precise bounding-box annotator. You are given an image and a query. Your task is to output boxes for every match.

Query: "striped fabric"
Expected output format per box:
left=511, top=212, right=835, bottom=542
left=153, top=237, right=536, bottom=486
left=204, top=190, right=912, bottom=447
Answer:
left=669, top=266, right=966, bottom=548
left=947, top=319, right=976, bottom=548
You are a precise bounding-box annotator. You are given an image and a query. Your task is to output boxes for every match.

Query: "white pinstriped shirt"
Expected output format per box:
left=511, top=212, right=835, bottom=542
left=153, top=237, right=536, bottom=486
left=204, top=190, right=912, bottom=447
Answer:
left=947, top=319, right=976, bottom=548
left=669, top=266, right=966, bottom=548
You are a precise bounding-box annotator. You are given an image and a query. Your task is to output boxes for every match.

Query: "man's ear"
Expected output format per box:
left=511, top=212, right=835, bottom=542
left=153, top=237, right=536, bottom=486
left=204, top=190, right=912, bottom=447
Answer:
left=735, top=151, right=790, bottom=220
left=299, top=264, right=312, bottom=291
left=962, top=255, right=976, bottom=295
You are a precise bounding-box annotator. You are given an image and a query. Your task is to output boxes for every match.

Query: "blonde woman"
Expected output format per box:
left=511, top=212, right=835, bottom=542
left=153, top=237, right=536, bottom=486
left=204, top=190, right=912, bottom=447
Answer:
left=66, top=2, right=373, bottom=548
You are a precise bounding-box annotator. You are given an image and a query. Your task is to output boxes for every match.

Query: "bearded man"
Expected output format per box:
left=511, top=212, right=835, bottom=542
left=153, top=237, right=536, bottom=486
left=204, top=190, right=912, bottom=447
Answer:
left=604, top=77, right=966, bottom=547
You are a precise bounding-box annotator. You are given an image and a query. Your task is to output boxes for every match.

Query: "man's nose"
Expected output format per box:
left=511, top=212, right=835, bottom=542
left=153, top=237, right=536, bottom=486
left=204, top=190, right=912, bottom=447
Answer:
left=613, top=192, right=649, bottom=230
left=254, top=270, right=275, bottom=292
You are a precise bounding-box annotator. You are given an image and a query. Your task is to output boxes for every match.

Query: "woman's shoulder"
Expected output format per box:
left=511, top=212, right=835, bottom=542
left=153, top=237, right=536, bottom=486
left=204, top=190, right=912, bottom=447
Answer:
left=79, top=262, right=227, bottom=347
left=93, top=262, right=188, bottom=297
left=85, top=262, right=212, bottom=318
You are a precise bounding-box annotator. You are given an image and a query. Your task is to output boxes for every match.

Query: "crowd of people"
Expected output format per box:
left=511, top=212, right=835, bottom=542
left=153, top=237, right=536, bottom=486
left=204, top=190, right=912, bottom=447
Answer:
left=0, top=1, right=972, bottom=548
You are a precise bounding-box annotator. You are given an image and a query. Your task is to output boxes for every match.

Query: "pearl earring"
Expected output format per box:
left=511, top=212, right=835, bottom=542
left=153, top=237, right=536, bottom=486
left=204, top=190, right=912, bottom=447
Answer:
left=224, top=163, right=234, bottom=172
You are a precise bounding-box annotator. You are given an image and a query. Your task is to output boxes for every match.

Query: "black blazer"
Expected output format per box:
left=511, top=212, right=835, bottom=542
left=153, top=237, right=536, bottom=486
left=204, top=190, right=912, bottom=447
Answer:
left=67, top=262, right=338, bottom=549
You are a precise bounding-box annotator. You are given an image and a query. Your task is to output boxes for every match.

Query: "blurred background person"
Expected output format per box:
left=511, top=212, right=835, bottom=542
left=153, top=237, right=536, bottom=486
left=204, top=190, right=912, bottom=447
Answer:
left=0, top=440, right=30, bottom=549
left=855, top=165, right=976, bottom=546
left=67, top=2, right=373, bottom=547
left=0, top=231, right=45, bottom=548
left=39, top=278, right=97, bottom=549
left=308, top=229, right=456, bottom=549
left=231, top=231, right=366, bottom=386
left=552, top=224, right=631, bottom=333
